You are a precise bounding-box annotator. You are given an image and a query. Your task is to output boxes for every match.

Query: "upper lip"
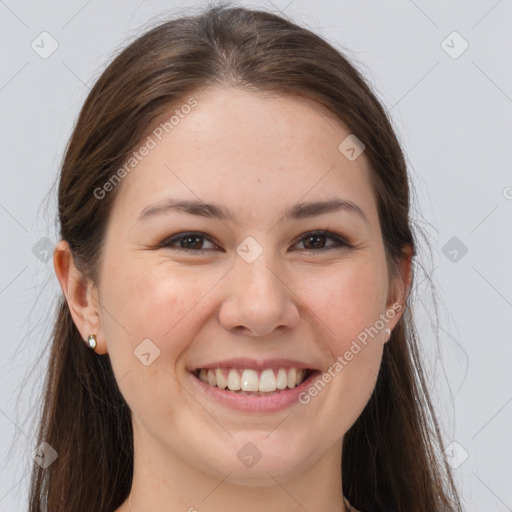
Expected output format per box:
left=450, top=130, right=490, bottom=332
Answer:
left=189, top=358, right=318, bottom=372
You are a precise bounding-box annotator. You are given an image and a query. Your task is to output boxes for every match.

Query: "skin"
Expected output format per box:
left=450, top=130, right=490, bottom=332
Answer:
left=54, top=86, right=412, bottom=512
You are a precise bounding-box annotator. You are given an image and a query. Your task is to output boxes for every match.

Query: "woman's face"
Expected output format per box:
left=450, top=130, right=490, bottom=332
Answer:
left=91, top=87, right=407, bottom=483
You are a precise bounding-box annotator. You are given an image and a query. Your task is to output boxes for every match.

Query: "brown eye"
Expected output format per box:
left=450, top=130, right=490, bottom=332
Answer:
left=177, top=234, right=204, bottom=250
left=303, top=233, right=328, bottom=250
left=159, top=232, right=219, bottom=252
left=293, top=230, right=350, bottom=253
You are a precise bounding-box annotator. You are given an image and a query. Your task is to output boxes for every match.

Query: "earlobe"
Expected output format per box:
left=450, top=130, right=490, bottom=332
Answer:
left=53, top=240, right=106, bottom=354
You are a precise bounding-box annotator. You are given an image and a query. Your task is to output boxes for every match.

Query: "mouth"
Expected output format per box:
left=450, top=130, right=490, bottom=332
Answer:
left=192, top=367, right=316, bottom=396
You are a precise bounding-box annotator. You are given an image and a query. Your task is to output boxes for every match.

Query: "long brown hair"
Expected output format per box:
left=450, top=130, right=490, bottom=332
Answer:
left=28, top=4, right=463, bottom=511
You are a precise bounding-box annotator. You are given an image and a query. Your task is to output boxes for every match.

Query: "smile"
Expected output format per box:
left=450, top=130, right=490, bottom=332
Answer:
left=194, top=367, right=313, bottom=394
left=189, top=365, right=321, bottom=412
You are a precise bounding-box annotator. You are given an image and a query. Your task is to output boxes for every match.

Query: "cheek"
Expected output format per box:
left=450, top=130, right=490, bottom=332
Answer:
left=295, top=262, right=387, bottom=428
left=98, top=259, right=223, bottom=420
left=306, top=259, right=387, bottom=335
left=300, top=258, right=388, bottom=389
left=100, top=257, right=223, bottom=358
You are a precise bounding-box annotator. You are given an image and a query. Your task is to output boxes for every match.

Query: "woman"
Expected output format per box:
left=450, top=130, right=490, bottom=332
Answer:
left=28, top=4, right=463, bottom=512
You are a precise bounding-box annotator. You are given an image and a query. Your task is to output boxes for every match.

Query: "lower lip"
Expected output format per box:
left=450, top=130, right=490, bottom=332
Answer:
left=188, top=370, right=321, bottom=412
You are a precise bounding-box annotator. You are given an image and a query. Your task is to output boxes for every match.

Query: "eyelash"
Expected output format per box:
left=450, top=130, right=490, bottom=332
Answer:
left=157, top=230, right=352, bottom=254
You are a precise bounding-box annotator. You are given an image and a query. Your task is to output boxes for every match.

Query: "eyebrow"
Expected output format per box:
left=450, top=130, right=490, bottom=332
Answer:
left=138, top=198, right=370, bottom=226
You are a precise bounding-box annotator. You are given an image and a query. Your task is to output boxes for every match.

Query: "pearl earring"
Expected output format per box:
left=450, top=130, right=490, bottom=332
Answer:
left=385, top=328, right=391, bottom=341
left=87, top=334, right=97, bottom=351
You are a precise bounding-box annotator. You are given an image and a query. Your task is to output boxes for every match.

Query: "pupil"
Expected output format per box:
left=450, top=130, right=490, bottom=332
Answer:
left=182, top=235, right=202, bottom=249
left=305, top=234, right=325, bottom=249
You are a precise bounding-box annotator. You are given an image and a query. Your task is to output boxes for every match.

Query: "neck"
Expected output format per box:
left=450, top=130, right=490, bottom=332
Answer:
left=117, top=428, right=350, bottom=512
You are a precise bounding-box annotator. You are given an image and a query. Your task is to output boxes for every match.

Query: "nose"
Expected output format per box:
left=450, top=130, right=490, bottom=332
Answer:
left=218, top=251, right=300, bottom=337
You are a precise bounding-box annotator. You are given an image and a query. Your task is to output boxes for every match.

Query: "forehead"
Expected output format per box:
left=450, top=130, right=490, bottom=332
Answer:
left=112, top=86, right=378, bottom=228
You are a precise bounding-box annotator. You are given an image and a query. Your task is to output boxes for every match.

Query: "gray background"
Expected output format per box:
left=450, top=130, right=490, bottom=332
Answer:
left=1, top=0, right=511, bottom=510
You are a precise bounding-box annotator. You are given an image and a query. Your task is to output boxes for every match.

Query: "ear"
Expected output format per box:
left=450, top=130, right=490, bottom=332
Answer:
left=384, top=243, right=413, bottom=339
left=53, top=240, right=107, bottom=354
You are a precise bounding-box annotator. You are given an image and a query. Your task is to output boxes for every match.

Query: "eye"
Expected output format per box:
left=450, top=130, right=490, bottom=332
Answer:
left=158, top=232, right=220, bottom=252
left=291, top=230, right=351, bottom=253
left=158, top=230, right=351, bottom=254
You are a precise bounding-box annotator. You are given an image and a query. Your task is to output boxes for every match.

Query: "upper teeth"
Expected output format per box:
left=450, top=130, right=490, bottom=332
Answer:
left=197, top=368, right=309, bottom=392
